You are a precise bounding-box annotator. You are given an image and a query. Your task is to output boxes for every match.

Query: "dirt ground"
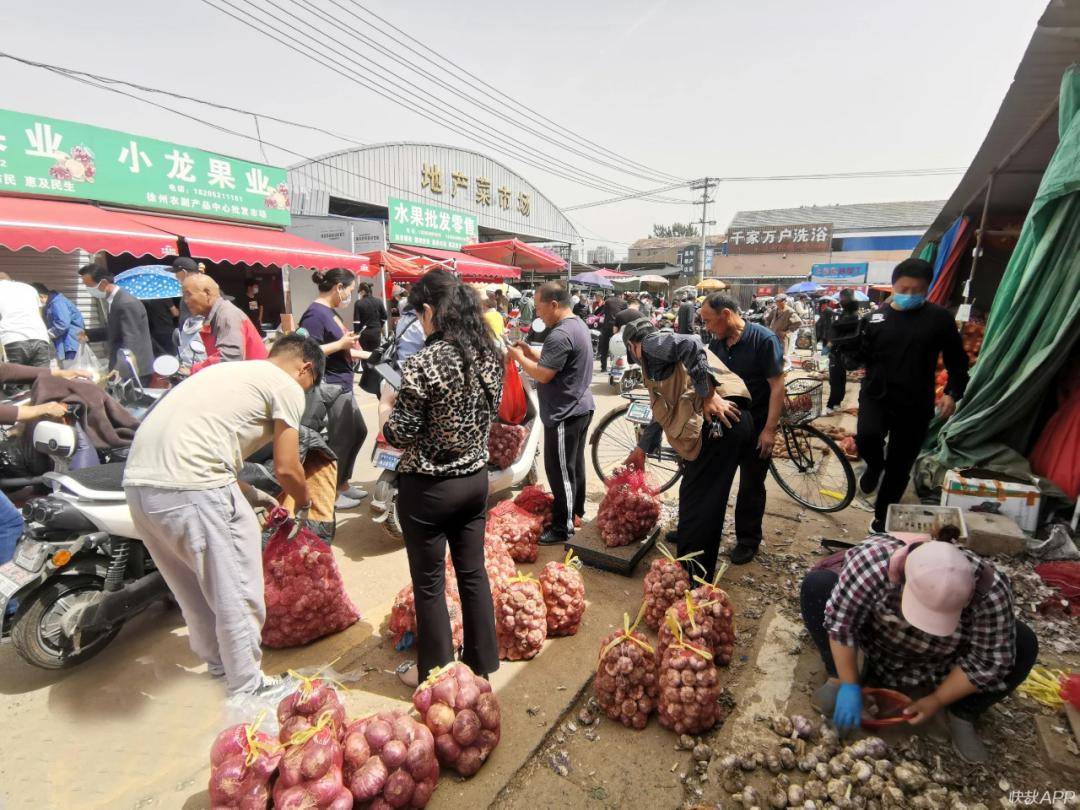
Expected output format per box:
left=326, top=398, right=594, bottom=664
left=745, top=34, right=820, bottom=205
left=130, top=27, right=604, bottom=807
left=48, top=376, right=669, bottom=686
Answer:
left=0, top=361, right=1077, bottom=809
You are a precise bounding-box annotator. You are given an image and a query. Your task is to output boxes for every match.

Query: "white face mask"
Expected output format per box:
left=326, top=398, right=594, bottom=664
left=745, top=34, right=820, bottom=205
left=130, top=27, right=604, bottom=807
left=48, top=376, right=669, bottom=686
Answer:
left=338, top=291, right=353, bottom=307
left=87, top=283, right=108, bottom=299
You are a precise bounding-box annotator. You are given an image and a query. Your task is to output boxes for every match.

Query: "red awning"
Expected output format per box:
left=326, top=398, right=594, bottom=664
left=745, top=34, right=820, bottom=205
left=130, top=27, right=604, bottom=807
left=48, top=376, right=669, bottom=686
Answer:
left=361, top=250, right=438, bottom=282
left=127, top=213, right=373, bottom=275
left=597, top=268, right=630, bottom=278
left=0, top=197, right=179, bottom=258
left=392, top=245, right=520, bottom=281
left=460, top=239, right=565, bottom=271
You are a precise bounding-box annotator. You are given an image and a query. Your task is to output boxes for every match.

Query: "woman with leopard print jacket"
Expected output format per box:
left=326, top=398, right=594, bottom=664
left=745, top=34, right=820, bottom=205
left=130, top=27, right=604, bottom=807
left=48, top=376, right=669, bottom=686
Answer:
left=384, top=269, right=503, bottom=685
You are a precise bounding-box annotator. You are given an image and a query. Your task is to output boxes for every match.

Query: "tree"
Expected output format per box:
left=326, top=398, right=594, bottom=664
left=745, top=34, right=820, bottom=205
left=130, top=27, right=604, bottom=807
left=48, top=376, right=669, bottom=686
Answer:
left=651, top=222, right=698, bottom=238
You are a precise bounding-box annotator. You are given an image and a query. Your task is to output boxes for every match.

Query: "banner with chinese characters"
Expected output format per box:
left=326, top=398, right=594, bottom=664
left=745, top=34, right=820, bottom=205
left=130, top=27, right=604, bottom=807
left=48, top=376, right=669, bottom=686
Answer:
left=388, top=196, right=478, bottom=250
left=725, top=223, right=831, bottom=254
left=810, top=262, right=868, bottom=283
left=0, top=108, right=290, bottom=226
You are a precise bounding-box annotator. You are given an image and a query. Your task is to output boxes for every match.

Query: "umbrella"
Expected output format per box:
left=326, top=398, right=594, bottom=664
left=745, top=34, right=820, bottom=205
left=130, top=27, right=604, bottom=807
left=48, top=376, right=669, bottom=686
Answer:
left=570, top=271, right=613, bottom=289
left=636, top=275, right=670, bottom=285
left=786, top=281, right=824, bottom=294
left=505, top=284, right=522, bottom=299
left=696, top=278, right=729, bottom=291
left=115, top=265, right=181, bottom=300
left=853, top=290, right=869, bottom=302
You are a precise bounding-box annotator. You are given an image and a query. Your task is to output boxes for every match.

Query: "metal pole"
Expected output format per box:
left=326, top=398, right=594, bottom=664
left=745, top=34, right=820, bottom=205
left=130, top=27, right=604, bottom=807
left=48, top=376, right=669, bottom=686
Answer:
left=966, top=172, right=995, bottom=305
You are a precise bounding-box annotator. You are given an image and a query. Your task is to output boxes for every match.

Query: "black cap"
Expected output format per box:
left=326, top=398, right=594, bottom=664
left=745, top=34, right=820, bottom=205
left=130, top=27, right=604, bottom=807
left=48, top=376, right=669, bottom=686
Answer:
left=173, top=257, right=198, bottom=273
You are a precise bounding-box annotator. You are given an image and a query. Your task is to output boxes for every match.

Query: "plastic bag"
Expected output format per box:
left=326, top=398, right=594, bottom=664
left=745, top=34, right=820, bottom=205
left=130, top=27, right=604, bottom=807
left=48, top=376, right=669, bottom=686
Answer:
left=70, top=342, right=102, bottom=380
left=486, top=500, right=542, bottom=563
left=498, top=357, right=527, bottom=425
left=514, top=485, right=554, bottom=527
left=487, top=422, right=529, bottom=470
left=597, top=466, right=661, bottom=548
left=261, top=508, right=360, bottom=648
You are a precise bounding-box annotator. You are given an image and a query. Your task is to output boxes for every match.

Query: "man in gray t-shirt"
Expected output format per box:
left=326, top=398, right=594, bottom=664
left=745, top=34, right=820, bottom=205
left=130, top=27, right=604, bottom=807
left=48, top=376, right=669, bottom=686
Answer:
left=509, top=281, right=595, bottom=543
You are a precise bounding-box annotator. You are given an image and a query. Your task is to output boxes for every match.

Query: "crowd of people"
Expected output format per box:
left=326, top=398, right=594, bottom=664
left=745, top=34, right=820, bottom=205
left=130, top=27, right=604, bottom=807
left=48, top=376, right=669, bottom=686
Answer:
left=0, top=258, right=1036, bottom=761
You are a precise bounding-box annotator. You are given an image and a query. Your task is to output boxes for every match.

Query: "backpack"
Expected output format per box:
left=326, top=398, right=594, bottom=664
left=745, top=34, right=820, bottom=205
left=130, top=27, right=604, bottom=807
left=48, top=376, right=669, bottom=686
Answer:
left=827, top=311, right=868, bottom=371
left=359, top=316, right=414, bottom=395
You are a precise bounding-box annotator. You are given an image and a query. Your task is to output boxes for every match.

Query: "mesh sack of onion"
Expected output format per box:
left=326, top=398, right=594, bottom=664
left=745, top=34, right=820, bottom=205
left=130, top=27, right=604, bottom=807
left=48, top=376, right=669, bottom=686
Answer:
left=277, top=672, right=348, bottom=743
left=273, top=712, right=352, bottom=810
left=342, top=711, right=439, bottom=808
left=495, top=572, right=547, bottom=661
left=208, top=714, right=282, bottom=810
left=481, top=534, right=517, bottom=591
left=594, top=607, right=658, bottom=730
left=261, top=508, right=360, bottom=648
left=412, top=662, right=501, bottom=778
left=657, top=616, right=722, bottom=735
left=388, top=574, right=464, bottom=652
left=514, top=484, right=554, bottom=527
left=487, top=422, right=529, bottom=470
left=486, top=500, right=542, bottom=564
left=597, top=466, right=661, bottom=548
left=688, top=568, right=736, bottom=665
left=538, top=550, right=586, bottom=636
left=657, top=591, right=721, bottom=662
left=641, top=543, right=700, bottom=631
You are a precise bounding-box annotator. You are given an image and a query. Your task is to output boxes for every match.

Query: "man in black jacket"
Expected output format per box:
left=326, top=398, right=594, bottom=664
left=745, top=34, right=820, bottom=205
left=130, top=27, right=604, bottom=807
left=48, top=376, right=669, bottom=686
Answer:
left=676, top=293, right=697, bottom=335
left=857, top=259, right=969, bottom=532
left=597, top=292, right=626, bottom=372
left=79, top=264, right=155, bottom=382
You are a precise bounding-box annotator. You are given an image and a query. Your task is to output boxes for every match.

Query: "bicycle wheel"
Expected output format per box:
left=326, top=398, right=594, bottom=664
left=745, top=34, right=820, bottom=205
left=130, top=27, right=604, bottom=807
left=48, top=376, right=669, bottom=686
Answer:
left=769, top=422, right=855, bottom=512
left=590, top=405, right=683, bottom=494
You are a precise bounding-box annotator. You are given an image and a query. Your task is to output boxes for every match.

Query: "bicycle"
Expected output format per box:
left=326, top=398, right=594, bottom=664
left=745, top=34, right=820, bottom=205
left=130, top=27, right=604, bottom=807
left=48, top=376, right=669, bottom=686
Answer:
left=589, top=378, right=855, bottom=512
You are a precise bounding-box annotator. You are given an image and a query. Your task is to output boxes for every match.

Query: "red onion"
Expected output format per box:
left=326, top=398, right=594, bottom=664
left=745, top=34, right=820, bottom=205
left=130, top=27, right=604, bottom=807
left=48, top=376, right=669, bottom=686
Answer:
left=487, top=423, right=529, bottom=469
left=343, top=712, right=436, bottom=808
left=273, top=718, right=345, bottom=809
left=657, top=616, right=722, bottom=735
left=597, top=466, right=660, bottom=548
left=539, top=551, right=586, bottom=637
left=594, top=608, right=659, bottom=730
left=412, top=663, right=500, bottom=778
left=642, top=545, right=694, bottom=631
left=208, top=720, right=282, bottom=809
left=495, top=574, right=547, bottom=660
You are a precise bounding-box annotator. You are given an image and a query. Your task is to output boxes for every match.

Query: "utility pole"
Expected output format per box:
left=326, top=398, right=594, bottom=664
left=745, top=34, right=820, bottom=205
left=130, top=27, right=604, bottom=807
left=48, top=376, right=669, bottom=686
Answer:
left=689, top=177, right=717, bottom=284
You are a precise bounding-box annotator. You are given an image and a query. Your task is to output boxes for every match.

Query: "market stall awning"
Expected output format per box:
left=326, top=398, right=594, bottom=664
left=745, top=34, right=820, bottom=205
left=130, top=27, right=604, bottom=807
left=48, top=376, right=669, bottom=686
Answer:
left=460, top=239, right=566, bottom=271
left=127, top=212, right=373, bottom=274
left=0, top=197, right=178, bottom=258
left=391, top=245, right=520, bottom=281
left=362, top=250, right=438, bottom=281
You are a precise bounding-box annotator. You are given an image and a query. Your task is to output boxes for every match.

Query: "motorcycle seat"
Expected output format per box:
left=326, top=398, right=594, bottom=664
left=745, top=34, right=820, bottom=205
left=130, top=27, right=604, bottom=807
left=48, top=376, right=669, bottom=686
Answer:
left=44, top=461, right=127, bottom=501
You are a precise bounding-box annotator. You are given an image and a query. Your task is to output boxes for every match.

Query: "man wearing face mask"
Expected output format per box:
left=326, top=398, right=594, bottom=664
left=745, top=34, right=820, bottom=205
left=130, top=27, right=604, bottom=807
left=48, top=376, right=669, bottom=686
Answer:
left=78, top=264, right=155, bottom=382
left=857, top=258, right=969, bottom=532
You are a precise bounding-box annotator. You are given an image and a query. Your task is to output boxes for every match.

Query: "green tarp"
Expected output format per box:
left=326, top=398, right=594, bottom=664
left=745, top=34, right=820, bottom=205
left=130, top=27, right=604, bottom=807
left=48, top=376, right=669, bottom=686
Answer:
left=915, top=64, right=1080, bottom=497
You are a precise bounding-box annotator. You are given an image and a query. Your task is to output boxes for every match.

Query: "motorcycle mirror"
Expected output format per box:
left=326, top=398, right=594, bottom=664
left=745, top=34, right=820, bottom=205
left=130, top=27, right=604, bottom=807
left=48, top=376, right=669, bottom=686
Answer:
left=531, top=318, right=545, bottom=333
left=190, top=338, right=206, bottom=354
left=152, top=355, right=181, bottom=377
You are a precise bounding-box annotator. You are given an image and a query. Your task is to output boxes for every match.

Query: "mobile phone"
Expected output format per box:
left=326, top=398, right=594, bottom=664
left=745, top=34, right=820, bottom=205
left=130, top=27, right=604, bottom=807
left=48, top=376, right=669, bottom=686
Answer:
left=374, top=363, right=402, bottom=391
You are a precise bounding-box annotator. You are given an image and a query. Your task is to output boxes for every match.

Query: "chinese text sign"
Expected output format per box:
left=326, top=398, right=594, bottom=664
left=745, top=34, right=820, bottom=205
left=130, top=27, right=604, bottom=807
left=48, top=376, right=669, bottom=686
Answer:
left=388, top=196, right=478, bottom=250
left=725, top=223, right=832, bottom=255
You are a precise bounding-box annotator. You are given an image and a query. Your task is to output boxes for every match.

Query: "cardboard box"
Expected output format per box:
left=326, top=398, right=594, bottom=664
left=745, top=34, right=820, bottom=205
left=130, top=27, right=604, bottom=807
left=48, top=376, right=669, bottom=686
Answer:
left=961, top=511, right=1026, bottom=557
left=940, top=468, right=1041, bottom=534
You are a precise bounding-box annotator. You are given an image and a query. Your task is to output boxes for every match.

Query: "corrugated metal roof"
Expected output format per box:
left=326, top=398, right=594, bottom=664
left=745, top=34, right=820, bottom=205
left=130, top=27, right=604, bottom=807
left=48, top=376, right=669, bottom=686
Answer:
left=917, top=0, right=1080, bottom=249
left=629, top=234, right=728, bottom=250
left=729, top=200, right=945, bottom=232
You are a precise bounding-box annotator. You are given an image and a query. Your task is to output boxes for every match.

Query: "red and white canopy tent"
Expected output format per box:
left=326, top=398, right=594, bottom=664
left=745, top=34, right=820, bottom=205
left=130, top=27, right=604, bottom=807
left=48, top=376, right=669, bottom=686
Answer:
left=459, top=238, right=566, bottom=281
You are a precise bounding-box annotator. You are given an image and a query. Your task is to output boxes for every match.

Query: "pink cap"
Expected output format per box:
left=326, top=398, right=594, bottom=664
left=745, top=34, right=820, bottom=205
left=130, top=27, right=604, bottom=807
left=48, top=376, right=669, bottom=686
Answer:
left=900, top=541, right=974, bottom=636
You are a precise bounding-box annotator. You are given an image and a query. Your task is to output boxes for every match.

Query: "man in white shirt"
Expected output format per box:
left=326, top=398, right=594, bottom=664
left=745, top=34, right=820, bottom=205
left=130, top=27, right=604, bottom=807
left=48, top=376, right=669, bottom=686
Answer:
left=123, top=334, right=324, bottom=696
left=0, top=273, right=52, bottom=368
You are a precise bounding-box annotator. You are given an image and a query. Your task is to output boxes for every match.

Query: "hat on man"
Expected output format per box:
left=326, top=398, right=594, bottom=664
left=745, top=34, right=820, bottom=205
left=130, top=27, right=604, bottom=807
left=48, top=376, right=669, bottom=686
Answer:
left=775, top=293, right=788, bottom=302
left=173, top=257, right=199, bottom=273
left=900, top=541, right=975, bottom=636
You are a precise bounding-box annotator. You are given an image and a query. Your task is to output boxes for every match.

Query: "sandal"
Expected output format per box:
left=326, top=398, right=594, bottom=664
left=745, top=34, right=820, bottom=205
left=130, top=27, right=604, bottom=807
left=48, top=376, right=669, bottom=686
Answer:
left=395, top=661, right=419, bottom=688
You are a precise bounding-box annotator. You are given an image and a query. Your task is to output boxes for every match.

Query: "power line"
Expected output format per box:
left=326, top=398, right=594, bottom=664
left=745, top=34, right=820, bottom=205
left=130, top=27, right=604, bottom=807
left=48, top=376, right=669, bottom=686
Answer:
left=563, top=181, right=696, bottom=211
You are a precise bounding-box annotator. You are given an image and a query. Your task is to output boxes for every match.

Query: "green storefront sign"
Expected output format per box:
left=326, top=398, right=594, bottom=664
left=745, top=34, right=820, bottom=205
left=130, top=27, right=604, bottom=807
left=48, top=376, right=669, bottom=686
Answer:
left=388, top=196, right=477, bottom=250
left=0, top=108, right=290, bottom=226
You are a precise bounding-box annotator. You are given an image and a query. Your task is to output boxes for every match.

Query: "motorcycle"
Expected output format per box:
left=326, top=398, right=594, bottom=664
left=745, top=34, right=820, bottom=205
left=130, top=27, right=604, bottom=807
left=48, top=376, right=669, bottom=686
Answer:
left=607, top=332, right=642, bottom=393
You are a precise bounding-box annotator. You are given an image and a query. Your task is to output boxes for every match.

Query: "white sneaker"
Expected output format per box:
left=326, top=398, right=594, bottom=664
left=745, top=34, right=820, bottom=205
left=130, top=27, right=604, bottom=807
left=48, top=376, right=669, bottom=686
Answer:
left=250, top=672, right=298, bottom=700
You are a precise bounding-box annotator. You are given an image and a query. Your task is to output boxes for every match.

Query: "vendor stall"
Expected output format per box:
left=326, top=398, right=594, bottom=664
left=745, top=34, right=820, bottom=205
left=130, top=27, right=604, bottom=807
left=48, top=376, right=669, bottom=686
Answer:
left=460, top=238, right=567, bottom=284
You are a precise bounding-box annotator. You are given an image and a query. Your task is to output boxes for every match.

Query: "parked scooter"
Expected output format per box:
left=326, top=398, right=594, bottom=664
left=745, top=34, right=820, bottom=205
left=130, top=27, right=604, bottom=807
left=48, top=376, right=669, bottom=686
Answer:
left=607, top=331, right=642, bottom=393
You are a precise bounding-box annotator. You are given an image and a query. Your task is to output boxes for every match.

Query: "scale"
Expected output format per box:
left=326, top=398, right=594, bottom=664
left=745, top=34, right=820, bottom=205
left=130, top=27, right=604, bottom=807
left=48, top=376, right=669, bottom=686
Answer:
left=564, top=519, right=661, bottom=577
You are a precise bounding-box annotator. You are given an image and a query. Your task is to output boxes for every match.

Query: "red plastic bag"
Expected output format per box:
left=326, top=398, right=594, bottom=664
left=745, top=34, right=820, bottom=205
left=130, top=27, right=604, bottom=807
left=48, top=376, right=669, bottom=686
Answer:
left=486, top=501, right=542, bottom=563
left=388, top=576, right=464, bottom=652
left=498, top=357, right=527, bottom=425
left=514, top=485, right=554, bottom=527
left=597, top=466, right=661, bottom=548
left=209, top=718, right=282, bottom=809
left=487, top=422, right=529, bottom=470
left=261, top=509, right=360, bottom=648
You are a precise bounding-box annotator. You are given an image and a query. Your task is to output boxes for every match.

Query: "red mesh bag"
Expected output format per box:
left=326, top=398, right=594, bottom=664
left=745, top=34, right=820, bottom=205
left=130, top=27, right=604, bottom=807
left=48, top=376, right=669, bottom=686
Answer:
left=262, top=509, right=360, bottom=648
left=342, top=711, right=438, bottom=808
left=488, top=422, right=529, bottom=470
left=594, top=607, right=658, bottom=730
left=539, top=550, right=586, bottom=637
left=388, top=577, right=464, bottom=652
left=481, top=535, right=516, bottom=591
left=657, top=617, right=722, bottom=735
left=274, top=714, right=352, bottom=810
left=657, top=591, right=724, bottom=663
left=209, top=718, right=282, bottom=810
left=597, top=466, right=661, bottom=547
left=495, top=573, right=547, bottom=660
left=641, top=544, right=697, bottom=631
left=514, top=485, right=554, bottom=527
left=412, top=663, right=501, bottom=778
left=486, top=500, right=542, bottom=563
left=1060, top=673, right=1080, bottom=711
left=276, top=674, right=347, bottom=743
left=688, top=572, right=736, bottom=666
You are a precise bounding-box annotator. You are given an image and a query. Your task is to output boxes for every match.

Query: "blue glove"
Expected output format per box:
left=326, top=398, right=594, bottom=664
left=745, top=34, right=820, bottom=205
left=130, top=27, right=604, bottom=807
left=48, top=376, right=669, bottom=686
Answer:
left=832, top=683, right=863, bottom=731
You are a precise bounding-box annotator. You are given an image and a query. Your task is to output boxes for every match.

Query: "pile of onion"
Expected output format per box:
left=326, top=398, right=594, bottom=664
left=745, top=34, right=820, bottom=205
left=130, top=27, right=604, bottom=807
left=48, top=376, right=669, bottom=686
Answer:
left=514, top=485, right=554, bottom=527
left=481, top=535, right=517, bottom=591
left=689, top=572, right=736, bottom=665
left=208, top=719, right=282, bottom=810
left=657, top=616, right=722, bottom=735
left=273, top=713, right=352, bottom=809
left=277, top=675, right=347, bottom=743
left=412, top=663, right=501, bottom=778
left=495, top=573, right=547, bottom=660
left=488, top=422, right=529, bottom=470
left=596, top=466, right=661, bottom=548
left=594, top=608, right=658, bottom=730
left=641, top=544, right=696, bottom=631
left=656, top=592, right=718, bottom=660
left=486, top=501, right=542, bottom=564
left=387, top=578, right=464, bottom=652
left=538, top=550, right=586, bottom=637
left=342, top=711, right=438, bottom=808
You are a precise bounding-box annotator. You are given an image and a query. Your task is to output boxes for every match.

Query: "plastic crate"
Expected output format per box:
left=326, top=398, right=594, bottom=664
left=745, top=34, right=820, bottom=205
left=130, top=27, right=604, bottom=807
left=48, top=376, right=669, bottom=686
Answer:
left=781, top=378, right=823, bottom=425
left=884, top=504, right=968, bottom=540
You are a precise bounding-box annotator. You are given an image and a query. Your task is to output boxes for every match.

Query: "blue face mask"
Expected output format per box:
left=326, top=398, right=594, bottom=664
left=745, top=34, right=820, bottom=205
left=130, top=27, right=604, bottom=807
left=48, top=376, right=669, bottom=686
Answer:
left=892, top=292, right=926, bottom=311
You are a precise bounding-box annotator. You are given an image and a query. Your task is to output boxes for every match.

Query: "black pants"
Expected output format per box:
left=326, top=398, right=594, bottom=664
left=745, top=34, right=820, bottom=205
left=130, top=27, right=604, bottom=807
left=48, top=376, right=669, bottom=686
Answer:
left=734, top=411, right=770, bottom=551
left=399, top=470, right=499, bottom=680
left=543, top=411, right=592, bottom=538
left=856, top=396, right=934, bottom=524
left=597, top=330, right=613, bottom=371
left=326, top=385, right=368, bottom=489
left=676, top=410, right=755, bottom=581
left=799, top=569, right=1038, bottom=720
left=826, top=353, right=846, bottom=409
left=5, top=339, right=52, bottom=368
left=149, top=330, right=175, bottom=358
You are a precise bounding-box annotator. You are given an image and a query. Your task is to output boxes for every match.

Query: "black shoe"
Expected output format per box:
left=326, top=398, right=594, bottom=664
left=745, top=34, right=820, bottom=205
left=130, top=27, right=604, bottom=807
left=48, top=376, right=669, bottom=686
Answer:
left=539, top=529, right=570, bottom=546
left=870, top=518, right=886, bottom=534
left=859, top=465, right=882, bottom=494
left=729, top=544, right=757, bottom=565
left=665, top=530, right=678, bottom=545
